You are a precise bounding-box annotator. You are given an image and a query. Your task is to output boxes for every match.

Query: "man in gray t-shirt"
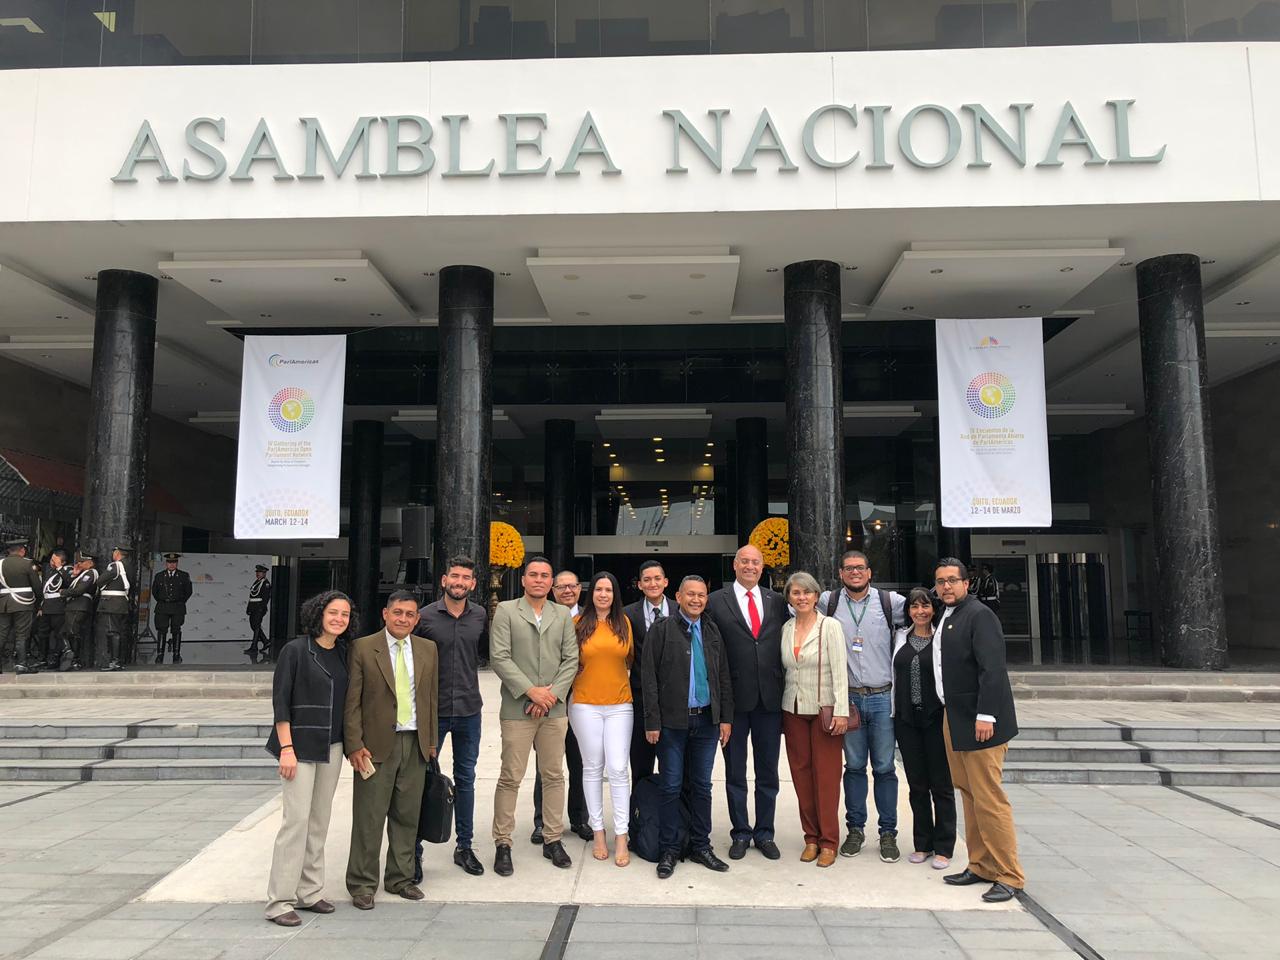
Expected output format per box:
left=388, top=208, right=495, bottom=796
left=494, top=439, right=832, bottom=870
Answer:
left=818, top=550, right=905, bottom=864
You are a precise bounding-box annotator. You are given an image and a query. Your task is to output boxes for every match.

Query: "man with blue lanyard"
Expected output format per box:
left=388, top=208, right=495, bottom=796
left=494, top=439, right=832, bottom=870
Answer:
left=820, top=550, right=905, bottom=863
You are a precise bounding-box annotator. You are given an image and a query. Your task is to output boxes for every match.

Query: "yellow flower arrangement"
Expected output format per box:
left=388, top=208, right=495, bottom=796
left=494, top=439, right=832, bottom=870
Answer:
left=489, top=521, right=526, bottom=570
left=749, top=517, right=789, bottom=570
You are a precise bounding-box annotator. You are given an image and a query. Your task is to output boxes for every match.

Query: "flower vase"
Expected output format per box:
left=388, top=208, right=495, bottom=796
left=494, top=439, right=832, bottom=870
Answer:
left=488, top=566, right=506, bottom=621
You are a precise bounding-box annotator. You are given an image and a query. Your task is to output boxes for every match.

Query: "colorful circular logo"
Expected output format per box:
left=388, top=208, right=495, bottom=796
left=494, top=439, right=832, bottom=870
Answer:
left=966, top=372, right=1016, bottom=419
left=268, top=387, right=315, bottom=433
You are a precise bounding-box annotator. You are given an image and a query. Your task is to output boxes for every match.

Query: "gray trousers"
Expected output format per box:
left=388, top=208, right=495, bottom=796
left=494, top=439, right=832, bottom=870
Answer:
left=265, top=742, right=344, bottom=918
left=346, top=731, right=426, bottom=897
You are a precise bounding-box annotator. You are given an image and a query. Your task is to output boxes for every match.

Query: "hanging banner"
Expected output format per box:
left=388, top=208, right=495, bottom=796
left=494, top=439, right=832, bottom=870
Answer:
left=936, top=318, right=1052, bottom=528
left=234, top=335, right=346, bottom=538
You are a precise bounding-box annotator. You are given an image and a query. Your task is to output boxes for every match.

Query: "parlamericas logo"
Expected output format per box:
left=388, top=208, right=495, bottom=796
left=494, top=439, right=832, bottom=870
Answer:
left=268, top=387, right=316, bottom=432
left=978, top=336, right=1001, bottom=348
left=268, top=354, right=320, bottom=368
left=966, top=372, right=1016, bottom=419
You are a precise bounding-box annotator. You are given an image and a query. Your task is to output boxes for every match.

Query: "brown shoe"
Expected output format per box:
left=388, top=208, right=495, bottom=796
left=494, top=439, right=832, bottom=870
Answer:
left=298, top=899, right=335, bottom=914
left=351, top=893, right=375, bottom=910
left=817, top=848, right=837, bottom=868
left=800, top=843, right=819, bottom=863
left=267, top=911, right=301, bottom=926
left=397, top=884, right=425, bottom=901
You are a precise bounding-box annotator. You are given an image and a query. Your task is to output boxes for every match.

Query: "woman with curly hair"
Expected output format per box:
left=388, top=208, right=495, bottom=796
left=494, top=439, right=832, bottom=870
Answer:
left=264, top=590, right=357, bottom=925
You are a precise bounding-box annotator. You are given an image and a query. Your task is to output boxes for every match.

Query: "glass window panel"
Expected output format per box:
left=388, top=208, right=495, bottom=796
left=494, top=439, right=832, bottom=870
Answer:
left=254, top=0, right=360, bottom=63
left=360, top=0, right=404, bottom=61
left=100, top=0, right=142, bottom=65
left=982, top=0, right=1025, bottom=45
left=599, top=0, right=709, bottom=57
left=711, top=0, right=820, bottom=54
left=823, top=0, right=869, bottom=49
left=868, top=0, right=985, bottom=49
left=1187, top=0, right=1280, bottom=40
left=136, top=0, right=251, bottom=65
left=1137, top=0, right=1186, bottom=40
left=557, top=0, right=601, bottom=56
left=62, top=0, right=104, bottom=66
left=407, top=0, right=550, bottom=60
left=0, top=1, right=66, bottom=68
left=1025, top=0, right=1141, bottom=46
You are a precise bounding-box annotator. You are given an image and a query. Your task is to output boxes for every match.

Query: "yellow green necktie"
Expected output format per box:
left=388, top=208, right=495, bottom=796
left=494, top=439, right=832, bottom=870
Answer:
left=395, top=640, right=412, bottom=726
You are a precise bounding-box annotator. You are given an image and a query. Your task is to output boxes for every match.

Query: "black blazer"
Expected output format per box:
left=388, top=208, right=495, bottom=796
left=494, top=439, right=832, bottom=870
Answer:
left=266, top=635, right=349, bottom=763
left=704, top=584, right=789, bottom=713
left=624, top=596, right=673, bottom=706
left=939, top=594, right=1019, bottom=751
left=641, top=612, right=734, bottom=732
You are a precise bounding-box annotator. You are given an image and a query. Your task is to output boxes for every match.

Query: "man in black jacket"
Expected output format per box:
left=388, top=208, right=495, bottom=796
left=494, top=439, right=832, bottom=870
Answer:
left=933, top=558, right=1024, bottom=904
left=35, top=549, right=70, bottom=670
left=152, top=553, right=194, bottom=664
left=704, top=544, right=788, bottom=861
left=623, top=559, right=673, bottom=781
left=642, top=575, right=734, bottom=880
left=94, top=546, right=133, bottom=672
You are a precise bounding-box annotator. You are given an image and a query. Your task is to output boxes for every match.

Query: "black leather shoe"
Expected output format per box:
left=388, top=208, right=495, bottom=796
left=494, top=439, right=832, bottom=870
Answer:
left=494, top=844, right=513, bottom=877
left=982, top=882, right=1019, bottom=903
left=173, top=656, right=183, bottom=664
left=454, top=845, right=484, bottom=876
left=944, top=868, right=990, bottom=886
left=571, top=822, right=594, bottom=842
left=14, top=664, right=33, bottom=675
left=529, top=826, right=544, bottom=845
left=755, top=839, right=782, bottom=861
left=154, top=654, right=164, bottom=664
left=543, top=840, right=572, bottom=869
left=688, top=847, right=730, bottom=872
left=728, top=838, right=750, bottom=860
left=657, top=851, right=678, bottom=879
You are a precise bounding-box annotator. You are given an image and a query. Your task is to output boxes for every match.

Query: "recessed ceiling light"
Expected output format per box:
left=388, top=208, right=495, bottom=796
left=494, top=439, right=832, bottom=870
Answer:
left=563, top=274, right=579, bottom=281
left=689, top=273, right=706, bottom=280
left=843, top=265, right=858, bottom=271
left=422, top=271, right=435, bottom=277
left=576, top=311, right=591, bottom=317
left=498, top=271, right=511, bottom=277
left=704, top=452, right=712, bottom=458
left=1103, top=372, right=1116, bottom=378
left=160, top=275, right=173, bottom=281
left=652, top=436, right=662, bottom=442
left=706, top=442, right=714, bottom=447
left=1059, top=266, right=1074, bottom=273
left=54, top=315, right=68, bottom=320
left=1267, top=341, right=1278, bottom=347
left=765, top=267, right=779, bottom=273
left=901, top=305, right=915, bottom=312
left=259, top=313, right=272, bottom=318
left=929, top=268, right=944, bottom=275
left=369, top=312, right=382, bottom=318
left=39, top=353, right=50, bottom=359
left=1236, top=301, right=1252, bottom=306
left=1201, top=259, right=1216, bottom=265
left=659, top=488, right=667, bottom=492
left=506, top=498, right=513, bottom=504
left=1017, top=304, right=1032, bottom=310
left=627, top=294, right=646, bottom=300
left=209, top=278, right=223, bottom=283
left=1118, top=261, right=1133, bottom=267
left=333, top=277, right=347, bottom=282
left=602, top=442, right=611, bottom=448
left=689, top=310, right=703, bottom=316
left=656, top=458, right=666, bottom=463
left=196, top=381, right=207, bottom=387
left=609, top=452, right=617, bottom=458
left=83, top=275, right=95, bottom=281
left=654, top=448, right=664, bottom=453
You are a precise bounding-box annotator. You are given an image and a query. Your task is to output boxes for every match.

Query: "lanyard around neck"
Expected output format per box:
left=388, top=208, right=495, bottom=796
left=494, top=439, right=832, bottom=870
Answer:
left=844, top=591, right=870, bottom=629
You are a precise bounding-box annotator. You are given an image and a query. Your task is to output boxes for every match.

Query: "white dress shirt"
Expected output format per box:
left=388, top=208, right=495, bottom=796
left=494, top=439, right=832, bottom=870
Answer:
left=644, top=596, right=669, bottom=630
left=385, top=629, right=417, bottom=732
left=934, top=605, right=996, bottom=725
left=732, top=580, right=762, bottom=632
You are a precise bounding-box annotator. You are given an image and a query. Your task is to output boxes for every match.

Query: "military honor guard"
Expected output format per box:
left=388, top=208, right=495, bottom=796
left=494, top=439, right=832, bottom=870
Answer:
left=62, top=554, right=98, bottom=671
left=152, top=553, right=194, bottom=664
left=36, top=549, right=70, bottom=670
left=94, top=545, right=133, bottom=672
left=245, top=564, right=272, bottom=663
left=0, top=536, right=41, bottom=674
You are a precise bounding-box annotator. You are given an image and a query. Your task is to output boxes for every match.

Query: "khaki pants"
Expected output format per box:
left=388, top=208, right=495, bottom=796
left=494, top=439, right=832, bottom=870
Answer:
left=493, top=716, right=568, bottom=846
left=265, top=742, right=344, bottom=919
left=943, top=713, right=1025, bottom=889
left=346, top=731, right=427, bottom=897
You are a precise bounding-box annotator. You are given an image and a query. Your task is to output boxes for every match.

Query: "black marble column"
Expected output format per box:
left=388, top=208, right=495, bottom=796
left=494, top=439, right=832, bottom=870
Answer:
left=408, top=438, right=434, bottom=505
left=735, top=417, right=768, bottom=541
left=1136, top=254, right=1228, bottom=669
left=347, top=420, right=384, bottom=621
left=785, top=261, right=845, bottom=585
left=269, top=562, right=290, bottom=660
left=544, top=419, right=575, bottom=574
left=81, top=270, right=158, bottom=662
left=434, top=265, right=493, bottom=594
left=574, top=440, right=594, bottom=536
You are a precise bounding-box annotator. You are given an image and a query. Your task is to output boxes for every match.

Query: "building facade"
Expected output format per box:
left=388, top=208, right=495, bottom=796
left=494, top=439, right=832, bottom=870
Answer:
left=1, top=3, right=1278, bottom=667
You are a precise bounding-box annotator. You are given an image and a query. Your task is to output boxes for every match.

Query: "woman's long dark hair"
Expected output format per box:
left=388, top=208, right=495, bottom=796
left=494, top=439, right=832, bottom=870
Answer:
left=574, top=571, right=631, bottom=649
left=298, top=590, right=359, bottom=644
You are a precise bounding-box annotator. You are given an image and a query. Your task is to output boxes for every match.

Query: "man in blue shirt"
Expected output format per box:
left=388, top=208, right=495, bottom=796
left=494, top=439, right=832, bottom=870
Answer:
left=641, top=575, right=735, bottom=879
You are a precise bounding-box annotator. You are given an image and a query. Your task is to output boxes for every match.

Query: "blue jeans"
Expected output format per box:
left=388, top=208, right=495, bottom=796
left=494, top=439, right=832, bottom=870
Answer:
left=438, top=712, right=481, bottom=848
left=657, top=712, right=718, bottom=854
left=842, top=691, right=898, bottom=836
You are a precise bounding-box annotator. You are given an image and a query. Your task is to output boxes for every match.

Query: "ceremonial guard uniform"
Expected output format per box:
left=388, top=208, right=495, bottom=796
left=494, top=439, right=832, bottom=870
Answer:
left=152, top=553, right=194, bottom=664
left=244, top=564, right=271, bottom=663
left=62, top=556, right=98, bottom=671
left=35, top=554, right=71, bottom=670
left=0, top=537, right=40, bottom=674
left=94, top=546, right=133, bottom=672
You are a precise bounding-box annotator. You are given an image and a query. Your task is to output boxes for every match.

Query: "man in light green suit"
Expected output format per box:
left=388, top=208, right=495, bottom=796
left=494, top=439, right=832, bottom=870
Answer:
left=489, top=555, right=579, bottom=877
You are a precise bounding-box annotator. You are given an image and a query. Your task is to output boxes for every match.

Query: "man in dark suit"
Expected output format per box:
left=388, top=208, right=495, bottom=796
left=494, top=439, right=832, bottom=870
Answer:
left=704, top=544, right=788, bottom=861
left=152, top=553, right=193, bottom=664
left=623, top=559, right=673, bottom=782
left=933, top=558, right=1024, bottom=904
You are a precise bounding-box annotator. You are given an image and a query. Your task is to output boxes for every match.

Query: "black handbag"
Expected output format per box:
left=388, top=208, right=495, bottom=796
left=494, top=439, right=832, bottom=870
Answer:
left=417, top=757, right=455, bottom=845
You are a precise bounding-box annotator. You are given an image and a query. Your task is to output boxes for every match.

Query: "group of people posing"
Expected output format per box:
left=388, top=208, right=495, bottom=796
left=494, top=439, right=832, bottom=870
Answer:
left=263, top=547, right=1025, bottom=926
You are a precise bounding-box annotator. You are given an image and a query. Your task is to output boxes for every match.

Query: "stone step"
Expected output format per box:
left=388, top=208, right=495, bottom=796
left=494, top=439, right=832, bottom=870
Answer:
left=0, top=722, right=273, bottom=740
left=1010, top=685, right=1280, bottom=702
left=0, top=683, right=271, bottom=699
left=1019, top=723, right=1280, bottom=742
left=0, top=738, right=268, bottom=760
left=1003, top=761, right=1280, bottom=787
left=0, top=669, right=274, bottom=684
left=1009, top=670, right=1280, bottom=687
left=1008, top=740, right=1280, bottom=765
left=0, top=757, right=278, bottom=782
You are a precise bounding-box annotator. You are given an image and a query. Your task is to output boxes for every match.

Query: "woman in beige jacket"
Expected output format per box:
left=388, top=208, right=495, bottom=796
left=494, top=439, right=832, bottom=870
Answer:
left=780, top=571, right=850, bottom=866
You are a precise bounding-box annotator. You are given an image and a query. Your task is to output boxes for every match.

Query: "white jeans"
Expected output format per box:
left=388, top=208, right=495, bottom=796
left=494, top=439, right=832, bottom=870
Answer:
left=568, top=701, right=634, bottom=836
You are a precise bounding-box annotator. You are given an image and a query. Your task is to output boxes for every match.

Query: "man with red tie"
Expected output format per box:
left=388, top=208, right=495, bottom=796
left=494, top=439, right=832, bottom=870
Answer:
left=705, top=544, right=790, bottom=861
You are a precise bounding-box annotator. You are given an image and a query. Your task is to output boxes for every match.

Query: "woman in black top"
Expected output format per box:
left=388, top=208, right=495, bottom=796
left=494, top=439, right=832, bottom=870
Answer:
left=264, top=591, right=356, bottom=926
left=891, top=587, right=956, bottom=870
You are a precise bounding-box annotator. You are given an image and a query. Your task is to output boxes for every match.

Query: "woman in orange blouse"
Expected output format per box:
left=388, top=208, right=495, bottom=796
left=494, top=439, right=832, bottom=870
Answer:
left=569, top=571, right=635, bottom=866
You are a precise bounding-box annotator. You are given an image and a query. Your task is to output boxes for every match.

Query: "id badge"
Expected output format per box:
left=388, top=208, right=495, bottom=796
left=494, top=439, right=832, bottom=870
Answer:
left=851, top=637, right=864, bottom=654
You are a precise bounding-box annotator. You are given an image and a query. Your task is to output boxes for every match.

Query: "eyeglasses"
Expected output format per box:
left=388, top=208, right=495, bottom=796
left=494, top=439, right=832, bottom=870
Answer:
left=842, top=564, right=869, bottom=573
left=934, top=577, right=965, bottom=587
left=553, top=583, right=579, bottom=591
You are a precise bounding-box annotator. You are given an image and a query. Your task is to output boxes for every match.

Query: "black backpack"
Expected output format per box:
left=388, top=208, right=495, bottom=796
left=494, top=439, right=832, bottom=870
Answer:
left=629, top=774, right=689, bottom=863
left=825, top=587, right=902, bottom=630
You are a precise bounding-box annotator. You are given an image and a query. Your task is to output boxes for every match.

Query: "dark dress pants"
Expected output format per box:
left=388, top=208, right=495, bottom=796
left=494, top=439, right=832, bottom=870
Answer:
left=657, top=712, right=718, bottom=853
left=722, top=705, right=782, bottom=843
left=895, top=710, right=956, bottom=858
left=533, top=722, right=587, bottom=830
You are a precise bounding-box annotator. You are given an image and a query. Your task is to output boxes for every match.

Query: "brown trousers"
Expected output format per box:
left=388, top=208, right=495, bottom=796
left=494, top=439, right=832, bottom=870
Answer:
left=943, top=713, right=1025, bottom=889
left=493, top=716, right=568, bottom=846
left=782, top=711, right=844, bottom=852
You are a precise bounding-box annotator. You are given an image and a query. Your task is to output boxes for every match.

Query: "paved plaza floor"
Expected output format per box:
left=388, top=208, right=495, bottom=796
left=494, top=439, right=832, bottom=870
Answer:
left=2, top=692, right=1279, bottom=959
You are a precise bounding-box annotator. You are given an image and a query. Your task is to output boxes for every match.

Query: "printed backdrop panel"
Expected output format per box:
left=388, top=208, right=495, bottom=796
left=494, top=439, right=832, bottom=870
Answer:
left=936, top=318, right=1052, bottom=528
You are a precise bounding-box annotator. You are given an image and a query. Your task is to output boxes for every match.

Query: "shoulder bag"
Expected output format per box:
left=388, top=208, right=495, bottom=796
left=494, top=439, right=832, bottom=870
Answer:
left=817, top=616, right=859, bottom=734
